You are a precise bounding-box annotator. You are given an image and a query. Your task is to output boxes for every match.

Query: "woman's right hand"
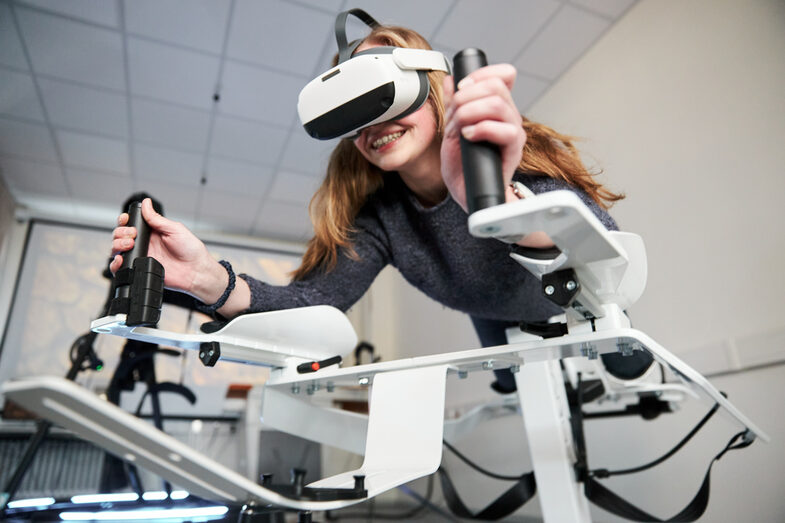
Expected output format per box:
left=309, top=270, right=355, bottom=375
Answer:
left=110, top=198, right=219, bottom=300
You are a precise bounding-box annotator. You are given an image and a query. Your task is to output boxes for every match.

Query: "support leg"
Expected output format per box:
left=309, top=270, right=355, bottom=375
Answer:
left=516, top=360, right=592, bottom=522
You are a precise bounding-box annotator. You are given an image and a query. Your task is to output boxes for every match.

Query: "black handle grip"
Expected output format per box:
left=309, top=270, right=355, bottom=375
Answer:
left=452, top=48, right=505, bottom=214
left=120, top=201, right=150, bottom=270
left=109, top=199, right=164, bottom=326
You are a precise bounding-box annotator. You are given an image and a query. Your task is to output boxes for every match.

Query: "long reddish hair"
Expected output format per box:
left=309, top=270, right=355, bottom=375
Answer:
left=292, top=25, right=623, bottom=280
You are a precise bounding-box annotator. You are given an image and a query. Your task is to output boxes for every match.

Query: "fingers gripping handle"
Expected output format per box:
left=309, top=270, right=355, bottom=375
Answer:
left=452, top=49, right=505, bottom=214
left=109, top=201, right=164, bottom=327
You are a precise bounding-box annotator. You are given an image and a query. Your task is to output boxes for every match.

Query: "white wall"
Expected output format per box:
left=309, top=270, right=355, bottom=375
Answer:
left=529, top=0, right=785, bottom=364
left=369, top=0, right=785, bottom=520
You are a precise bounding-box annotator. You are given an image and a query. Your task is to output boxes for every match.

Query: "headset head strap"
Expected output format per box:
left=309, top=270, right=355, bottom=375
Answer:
left=335, top=8, right=381, bottom=64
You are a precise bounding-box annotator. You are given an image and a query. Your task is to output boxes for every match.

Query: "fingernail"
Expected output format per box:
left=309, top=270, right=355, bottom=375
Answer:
left=461, top=125, right=476, bottom=139
left=457, top=77, right=474, bottom=90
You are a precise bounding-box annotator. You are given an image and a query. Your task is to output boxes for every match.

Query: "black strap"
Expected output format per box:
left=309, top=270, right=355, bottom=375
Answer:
left=584, top=430, right=754, bottom=522
left=334, top=8, right=380, bottom=64
left=438, top=467, right=537, bottom=521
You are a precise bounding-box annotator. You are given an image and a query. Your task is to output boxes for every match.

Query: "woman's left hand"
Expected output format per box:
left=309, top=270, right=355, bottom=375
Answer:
left=441, top=63, right=526, bottom=213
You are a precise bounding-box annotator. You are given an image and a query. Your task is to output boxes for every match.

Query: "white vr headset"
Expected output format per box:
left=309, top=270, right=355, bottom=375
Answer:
left=297, top=9, right=451, bottom=140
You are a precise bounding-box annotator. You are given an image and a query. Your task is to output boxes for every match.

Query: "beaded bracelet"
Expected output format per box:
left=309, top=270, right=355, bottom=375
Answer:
left=196, top=260, right=235, bottom=316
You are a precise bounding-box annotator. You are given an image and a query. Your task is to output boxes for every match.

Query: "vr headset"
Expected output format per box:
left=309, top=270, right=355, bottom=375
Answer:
left=297, top=9, right=451, bottom=140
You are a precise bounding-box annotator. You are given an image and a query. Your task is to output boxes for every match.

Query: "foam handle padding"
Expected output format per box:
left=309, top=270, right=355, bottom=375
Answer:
left=120, top=201, right=150, bottom=270
left=126, top=256, right=164, bottom=327
left=452, top=48, right=505, bottom=214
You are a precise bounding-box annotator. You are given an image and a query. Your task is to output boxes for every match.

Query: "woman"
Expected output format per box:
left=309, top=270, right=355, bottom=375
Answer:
left=111, top=24, right=630, bottom=392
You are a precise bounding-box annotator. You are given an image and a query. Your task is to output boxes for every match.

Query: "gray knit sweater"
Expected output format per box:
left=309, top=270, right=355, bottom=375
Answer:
left=241, top=171, right=618, bottom=324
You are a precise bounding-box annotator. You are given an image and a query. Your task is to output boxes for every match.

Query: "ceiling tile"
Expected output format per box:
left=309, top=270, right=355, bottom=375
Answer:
left=433, top=0, right=560, bottom=64
left=125, top=0, right=231, bottom=54
left=0, top=156, right=67, bottom=196
left=219, top=61, right=304, bottom=127
left=0, top=117, right=58, bottom=162
left=252, top=200, right=312, bottom=242
left=0, top=68, right=45, bottom=121
left=570, top=0, right=636, bottom=19
left=66, top=168, right=133, bottom=205
left=21, top=0, right=120, bottom=28
left=13, top=193, right=76, bottom=217
left=345, top=0, right=454, bottom=41
left=227, top=0, right=333, bottom=76
left=0, top=3, right=29, bottom=69
left=515, top=5, right=610, bottom=80
left=132, top=98, right=210, bottom=152
left=128, top=37, right=220, bottom=110
left=267, top=171, right=322, bottom=205
left=132, top=180, right=199, bottom=221
left=57, top=130, right=130, bottom=174
left=38, top=77, right=128, bottom=137
left=134, top=143, right=203, bottom=185
left=279, top=131, right=336, bottom=175
left=196, top=188, right=262, bottom=232
left=205, top=156, right=274, bottom=195
left=282, top=0, right=343, bottom=12
left=210, top=116, right=288, bottom=165
left=511, top=73, right=550, bottom=112
left=16, top=7, right=125, bottom=90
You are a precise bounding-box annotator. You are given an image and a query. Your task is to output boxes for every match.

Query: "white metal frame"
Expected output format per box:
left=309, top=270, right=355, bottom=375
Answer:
left=1, top=190, right=770, bottom=519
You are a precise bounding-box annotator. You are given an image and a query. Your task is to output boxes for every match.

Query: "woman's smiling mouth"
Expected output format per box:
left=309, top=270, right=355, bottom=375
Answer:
left=372, top=130, right=405, bottom=150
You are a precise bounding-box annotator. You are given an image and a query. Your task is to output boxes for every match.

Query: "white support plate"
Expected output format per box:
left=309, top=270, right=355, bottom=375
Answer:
left=468, top=190, right=626, bottom=267
left=1, top=377, right=365, bottom=511
left=308, top=366, right=448, bottom=496
left=90, top=305, right=357, bottom=367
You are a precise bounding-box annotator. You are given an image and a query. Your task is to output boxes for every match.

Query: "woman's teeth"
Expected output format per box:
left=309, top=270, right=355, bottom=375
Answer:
left=372, top=131, right=404, bottom=149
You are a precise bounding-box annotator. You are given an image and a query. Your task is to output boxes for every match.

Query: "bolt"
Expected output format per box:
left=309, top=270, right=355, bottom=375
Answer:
left=358, top=376, right=370, bottom=386
left=306, top=385, right=315, bottom=395
left=565, top=280, right=577, bottom=291
left=509, top=364, right=520, bottom=374
left=545, top=285, right=555, bottom=296
left=618, top=342, right=634, bottom=357
left=199, top=351, right=205, bottom=359
left=326, top=382, right=335, bottom=393
left=480, top=225, right=501, bottom=234
left=291, top=384, right=300, bottom=395
left=581, top=343, right=598, bottom=360
left=482, top=360, right=494, bottom=370
left=458, top=370, right=468, bottom=379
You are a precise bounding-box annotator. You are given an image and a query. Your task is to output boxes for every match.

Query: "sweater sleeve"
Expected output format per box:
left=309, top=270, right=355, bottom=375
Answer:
left=514, top=172, right=619, bottom=231
left=240, top=208, right=392, bottom=314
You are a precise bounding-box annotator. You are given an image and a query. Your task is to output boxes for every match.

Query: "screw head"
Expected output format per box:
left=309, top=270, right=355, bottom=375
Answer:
left=565, top=280, right=577, bottom=291
left=544, top=285, right=555, bottom=296
left=358, top=377, right=370, bottom=386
